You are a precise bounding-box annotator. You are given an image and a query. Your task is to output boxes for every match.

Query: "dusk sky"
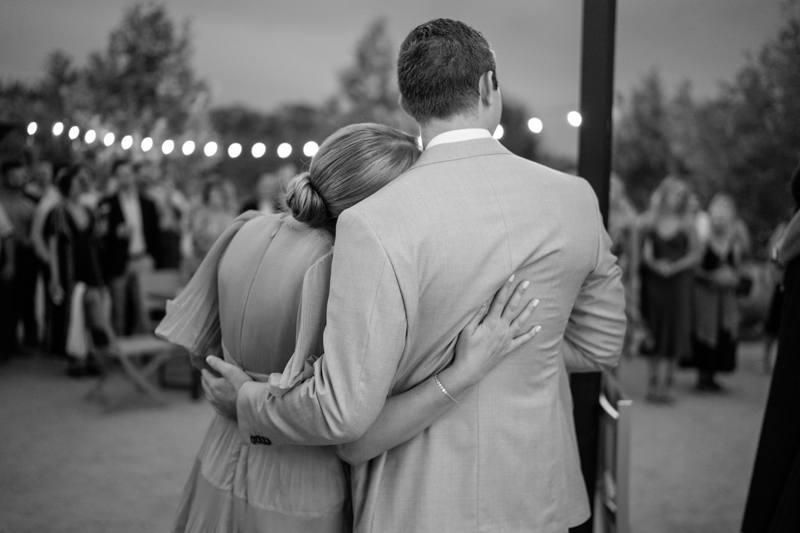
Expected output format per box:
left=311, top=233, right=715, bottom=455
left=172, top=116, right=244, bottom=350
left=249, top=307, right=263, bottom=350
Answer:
left=0, top=0, right=786, bottom=156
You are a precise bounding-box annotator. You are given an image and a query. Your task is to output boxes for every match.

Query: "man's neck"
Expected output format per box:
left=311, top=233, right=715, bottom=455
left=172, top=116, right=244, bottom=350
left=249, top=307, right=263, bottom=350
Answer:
left=419, top=115, right=490, bottom=148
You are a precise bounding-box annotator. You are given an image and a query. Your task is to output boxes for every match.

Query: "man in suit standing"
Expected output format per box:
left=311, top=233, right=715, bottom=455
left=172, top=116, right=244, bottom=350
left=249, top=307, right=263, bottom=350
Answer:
left=204, top=19, right=626, bottom=532
left=0, top=159, right=38, bottom=353
left=98, top=159, right=161, bottom=335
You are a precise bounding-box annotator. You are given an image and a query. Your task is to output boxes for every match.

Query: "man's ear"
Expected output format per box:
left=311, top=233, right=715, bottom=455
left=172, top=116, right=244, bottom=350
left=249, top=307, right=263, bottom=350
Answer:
left=479, top=71, right=498, bottom=107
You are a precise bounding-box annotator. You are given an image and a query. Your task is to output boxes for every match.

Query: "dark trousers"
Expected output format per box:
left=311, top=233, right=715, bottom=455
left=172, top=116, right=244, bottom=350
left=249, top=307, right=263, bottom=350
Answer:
left=1, top=245, right=39, bottom=355
left=13, top=246, right=39, bottom=347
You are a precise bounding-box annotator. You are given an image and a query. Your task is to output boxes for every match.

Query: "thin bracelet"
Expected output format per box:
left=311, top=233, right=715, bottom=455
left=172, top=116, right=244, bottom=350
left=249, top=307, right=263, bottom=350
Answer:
left=434, top=373, right=459, bottom=404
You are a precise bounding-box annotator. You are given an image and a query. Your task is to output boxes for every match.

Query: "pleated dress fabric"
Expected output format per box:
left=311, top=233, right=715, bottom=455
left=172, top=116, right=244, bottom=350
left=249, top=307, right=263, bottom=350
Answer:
left=164, top=212, right=349, bottom=533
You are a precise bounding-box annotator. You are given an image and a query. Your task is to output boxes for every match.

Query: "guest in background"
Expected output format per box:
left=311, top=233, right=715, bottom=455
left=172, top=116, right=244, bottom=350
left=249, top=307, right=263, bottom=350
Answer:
left=762, top=218, right=789, bottom=372
left=185, top=180, right=235, bottom=274
left=75, top=164, right=101, bottom=211
left=30, top=161, right=63, bottom=347
left=0, top=159, right=39, bottom=352
left=45, top=166, right=109, bottom=375
left=609, top=173, right=642, bottom=357
left=640, top=176, right=702, bottom=403
left=23, top=161, right=52, bottom=204
left=0, top=199, right=15, bottom=362
left=145, top=166, right=189, bottom=269
left=692, top=193, right=744, bottom=392
left=239, top=171, right=282, bottom=215
left=743, top=163, right=800, bottom=532
left=97, top=158, right=161, bottom=335
left=30, top=161, right=62, bottom=265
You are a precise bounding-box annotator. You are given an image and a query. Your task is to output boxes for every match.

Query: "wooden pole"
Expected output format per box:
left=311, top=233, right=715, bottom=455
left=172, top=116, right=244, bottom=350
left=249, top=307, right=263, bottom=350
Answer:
left=570, top=1, right=617, bottom=532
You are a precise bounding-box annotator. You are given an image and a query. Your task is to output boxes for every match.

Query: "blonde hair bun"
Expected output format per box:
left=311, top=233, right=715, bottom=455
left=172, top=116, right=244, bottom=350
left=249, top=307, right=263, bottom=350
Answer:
left=285, top=172, right=328, bottom=227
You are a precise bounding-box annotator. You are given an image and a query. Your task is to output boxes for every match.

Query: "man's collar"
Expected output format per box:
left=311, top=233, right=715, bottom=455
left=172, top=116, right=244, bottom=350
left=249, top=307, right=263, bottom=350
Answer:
left=425, top=128, right=492, bottom=150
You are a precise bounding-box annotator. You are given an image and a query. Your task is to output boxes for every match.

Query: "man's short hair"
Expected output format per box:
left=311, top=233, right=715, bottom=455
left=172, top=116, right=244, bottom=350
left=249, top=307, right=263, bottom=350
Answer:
left=111, top=157, right=132, bottom=177
left=397, top=19, right=497, bottom=124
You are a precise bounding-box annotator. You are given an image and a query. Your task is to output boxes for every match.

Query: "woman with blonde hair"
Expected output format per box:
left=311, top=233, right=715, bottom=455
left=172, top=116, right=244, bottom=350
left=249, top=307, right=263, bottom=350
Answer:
left=158, top=123, right=539, bottom=532
left=639, top=176, right=702, bottom=403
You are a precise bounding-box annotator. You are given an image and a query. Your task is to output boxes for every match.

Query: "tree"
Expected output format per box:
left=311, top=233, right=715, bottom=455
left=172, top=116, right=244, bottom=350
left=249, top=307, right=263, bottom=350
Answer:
left=613, top=69, right=674, bottom=210
left=714, top=0, right=800, bottom=240
left=83, top=2, right=209, bottom=136
left=333, top=18, right=416, bottom=132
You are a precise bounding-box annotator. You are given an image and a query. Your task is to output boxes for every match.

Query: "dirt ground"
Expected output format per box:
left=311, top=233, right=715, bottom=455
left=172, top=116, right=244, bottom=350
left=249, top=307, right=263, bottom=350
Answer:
left=0, top=341, right=772, bottom=532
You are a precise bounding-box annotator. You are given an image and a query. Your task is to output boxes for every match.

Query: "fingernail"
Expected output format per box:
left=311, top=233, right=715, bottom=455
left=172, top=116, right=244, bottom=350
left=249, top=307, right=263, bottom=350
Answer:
left=535, top=325, right=542, bottom=333
left=533, top=299, right=540, bottom=307
left=522, top=280, right=530, bottom=289
left=508, top=274, right=515, bottom=283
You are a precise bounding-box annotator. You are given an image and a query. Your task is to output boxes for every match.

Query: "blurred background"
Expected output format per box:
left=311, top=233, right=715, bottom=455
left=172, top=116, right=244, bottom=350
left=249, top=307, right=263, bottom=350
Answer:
left=1, top=1, right=799, bottom=532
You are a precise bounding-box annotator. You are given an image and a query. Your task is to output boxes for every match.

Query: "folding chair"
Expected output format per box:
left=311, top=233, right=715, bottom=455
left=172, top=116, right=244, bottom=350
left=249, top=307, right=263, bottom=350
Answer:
left=87, top=333, right=180, bottom=406
left=139, top=269, right=202, bottom=400
left=86, top=269, right=186, bottom=407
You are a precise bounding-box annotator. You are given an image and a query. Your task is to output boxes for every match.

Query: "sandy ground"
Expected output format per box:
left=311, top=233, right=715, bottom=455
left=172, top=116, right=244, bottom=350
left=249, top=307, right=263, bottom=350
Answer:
left=0, top=342, right=772, bottom=532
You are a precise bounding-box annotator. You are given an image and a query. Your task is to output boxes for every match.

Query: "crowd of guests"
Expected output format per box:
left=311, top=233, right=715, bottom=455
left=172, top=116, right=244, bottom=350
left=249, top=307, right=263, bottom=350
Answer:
left=0, top=153, right=793, bottom=398
left=608, top=172, right=795, bottom=404
left=0, top=154, right=294, bottom=374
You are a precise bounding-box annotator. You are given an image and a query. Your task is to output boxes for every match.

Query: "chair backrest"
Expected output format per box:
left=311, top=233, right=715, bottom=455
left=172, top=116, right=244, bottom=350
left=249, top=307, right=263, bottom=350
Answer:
left=595, top=370, right=633, bottom=533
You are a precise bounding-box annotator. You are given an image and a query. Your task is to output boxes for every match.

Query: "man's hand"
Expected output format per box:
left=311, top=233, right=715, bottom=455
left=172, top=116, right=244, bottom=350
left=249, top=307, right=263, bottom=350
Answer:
left=201, top=356, right=253, bottom=421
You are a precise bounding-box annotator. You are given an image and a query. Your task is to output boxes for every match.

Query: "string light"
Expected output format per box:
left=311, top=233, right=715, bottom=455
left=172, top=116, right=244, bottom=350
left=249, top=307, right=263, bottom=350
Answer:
left=567, top=111, right=582, bottom=127
left=527, top=118, right=543, bottom=134
left=252, top=142, right=266, bottom=158
left=493, top=125, right=504, bottom=139
left=24, top=120, right=319, bottom=161
left=277, top=143, right=292, bottom=159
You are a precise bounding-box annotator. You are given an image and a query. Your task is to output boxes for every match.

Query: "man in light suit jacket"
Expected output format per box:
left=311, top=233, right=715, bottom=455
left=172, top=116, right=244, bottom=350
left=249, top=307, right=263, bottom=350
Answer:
left=205, top=18, right=626, bottom=533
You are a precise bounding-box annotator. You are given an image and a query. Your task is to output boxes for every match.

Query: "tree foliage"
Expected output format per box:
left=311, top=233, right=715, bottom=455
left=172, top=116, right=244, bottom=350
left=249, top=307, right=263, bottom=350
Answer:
left=613, top=0, right=800, bottom=244
left=83, top=3, right=208, bottom=135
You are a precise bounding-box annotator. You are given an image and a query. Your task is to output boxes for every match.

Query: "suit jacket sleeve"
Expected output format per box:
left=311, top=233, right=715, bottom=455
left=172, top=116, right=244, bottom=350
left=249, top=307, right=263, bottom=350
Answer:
left=561, top=181, right=626, bottom=372
left=236, top=207, right=408, bottom=445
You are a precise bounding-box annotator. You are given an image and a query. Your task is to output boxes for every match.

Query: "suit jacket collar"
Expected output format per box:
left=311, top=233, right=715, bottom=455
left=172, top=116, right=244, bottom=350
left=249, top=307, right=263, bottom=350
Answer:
left=410, top=138, right=512, bottom=171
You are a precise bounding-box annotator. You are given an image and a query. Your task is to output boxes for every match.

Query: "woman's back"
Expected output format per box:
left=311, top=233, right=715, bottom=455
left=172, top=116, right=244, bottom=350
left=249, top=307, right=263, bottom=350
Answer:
left=217, top=213, right=333, bottom=375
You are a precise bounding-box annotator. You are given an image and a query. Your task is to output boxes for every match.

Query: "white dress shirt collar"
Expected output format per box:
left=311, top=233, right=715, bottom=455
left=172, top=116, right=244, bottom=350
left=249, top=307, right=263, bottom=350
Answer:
left=425, top=128, right=492, bottom=150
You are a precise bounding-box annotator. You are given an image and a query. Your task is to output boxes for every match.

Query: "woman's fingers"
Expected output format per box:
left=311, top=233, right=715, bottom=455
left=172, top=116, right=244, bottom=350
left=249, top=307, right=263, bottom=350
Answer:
left=485, top=274, right=516, bottom=322
left=510, top=298, right=539, bottom=332
left=502, top=280, right=530, bottom=320
left=507, top=324, right=542, bottom=353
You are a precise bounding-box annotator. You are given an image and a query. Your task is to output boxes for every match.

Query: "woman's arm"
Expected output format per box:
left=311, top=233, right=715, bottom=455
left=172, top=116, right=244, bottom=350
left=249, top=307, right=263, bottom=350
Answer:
left=780, top=210, right=800, bottom=264
left=335, top=276, right=540, bottom=466
left=46, top=234, right=64, bottom=305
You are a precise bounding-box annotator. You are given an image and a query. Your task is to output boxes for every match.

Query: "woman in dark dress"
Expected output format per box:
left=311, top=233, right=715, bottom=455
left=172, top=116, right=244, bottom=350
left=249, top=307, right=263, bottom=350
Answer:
left=640, top=176, right=702, bottom=403
left=45, top=166, right=110, bottom=375
left=742, top=164, right=800, bottom=532
left=692, top=193, right=744, bottom=391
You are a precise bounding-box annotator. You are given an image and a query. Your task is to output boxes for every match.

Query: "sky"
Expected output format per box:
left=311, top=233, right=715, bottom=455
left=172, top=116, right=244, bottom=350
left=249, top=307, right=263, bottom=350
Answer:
left=0, top=0, right=787, bottom=156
